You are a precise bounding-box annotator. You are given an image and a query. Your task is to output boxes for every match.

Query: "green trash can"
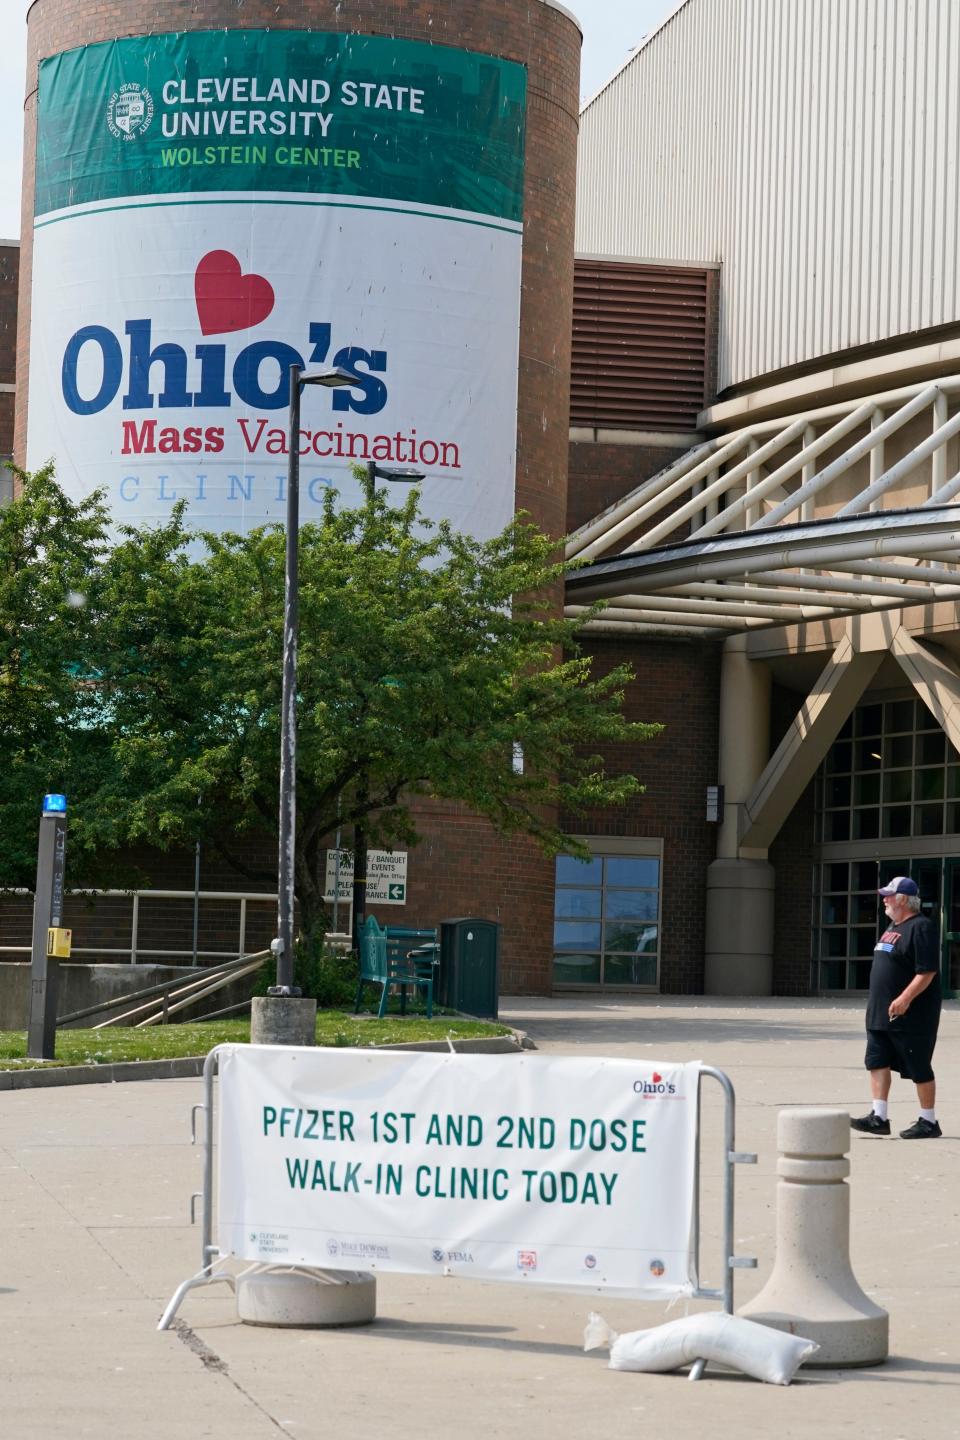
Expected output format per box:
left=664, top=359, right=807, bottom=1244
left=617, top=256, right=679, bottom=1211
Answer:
left=438, top=918, right=500, bottom=1019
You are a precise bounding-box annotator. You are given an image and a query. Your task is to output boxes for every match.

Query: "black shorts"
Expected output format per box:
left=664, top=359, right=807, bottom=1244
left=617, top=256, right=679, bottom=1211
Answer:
left=865, top=1029, right=937, bottom=1083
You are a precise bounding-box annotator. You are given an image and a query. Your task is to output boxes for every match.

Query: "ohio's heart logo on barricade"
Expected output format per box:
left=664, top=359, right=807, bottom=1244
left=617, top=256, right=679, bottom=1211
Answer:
left=194, top=250, right=275, bottom=335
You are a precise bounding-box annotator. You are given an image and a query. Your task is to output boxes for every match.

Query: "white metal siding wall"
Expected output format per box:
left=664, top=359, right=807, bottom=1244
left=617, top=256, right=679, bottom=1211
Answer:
left=576, top=0, right=960, bottom=393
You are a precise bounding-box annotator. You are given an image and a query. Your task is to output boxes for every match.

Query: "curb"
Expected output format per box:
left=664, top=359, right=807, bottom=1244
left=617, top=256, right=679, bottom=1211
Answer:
left=0, top=1031, right=535, bottom=1090
left=0, top=1056, right=207, bottom=1091
left=378, top=1034, right=529, bottom=1054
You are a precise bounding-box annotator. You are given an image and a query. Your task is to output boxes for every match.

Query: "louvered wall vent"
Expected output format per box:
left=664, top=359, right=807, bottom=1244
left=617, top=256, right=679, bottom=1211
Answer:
left=571, top=260, right=714, bottom=432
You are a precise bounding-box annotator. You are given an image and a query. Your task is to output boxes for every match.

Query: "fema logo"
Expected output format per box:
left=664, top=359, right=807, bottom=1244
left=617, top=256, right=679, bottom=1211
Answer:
left=431, top=1249, right=444, bottom=1263
left=649, top=1258, right=666, bottom=1278
left=584, top=1254, right=597, bottom=1271
left=107, top=82, right=155, bottom=140
left=326, top=1240, right=340, bottom=1257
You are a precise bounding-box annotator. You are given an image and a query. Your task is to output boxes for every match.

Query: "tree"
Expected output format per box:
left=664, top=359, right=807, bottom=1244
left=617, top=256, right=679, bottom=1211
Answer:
left=0, top=466, right=112, bottom=886
left=95, top=486, right=658, bottom=942
left=2, top=470, right=660, bottom=943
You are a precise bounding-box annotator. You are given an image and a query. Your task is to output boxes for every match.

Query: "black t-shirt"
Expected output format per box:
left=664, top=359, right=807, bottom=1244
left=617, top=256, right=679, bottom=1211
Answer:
left=866, top=911, right=941, bottom=1032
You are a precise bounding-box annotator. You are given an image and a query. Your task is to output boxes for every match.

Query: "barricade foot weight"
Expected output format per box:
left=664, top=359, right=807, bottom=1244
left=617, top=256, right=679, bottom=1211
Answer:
left=236, top=1266, right=377, bottom=1327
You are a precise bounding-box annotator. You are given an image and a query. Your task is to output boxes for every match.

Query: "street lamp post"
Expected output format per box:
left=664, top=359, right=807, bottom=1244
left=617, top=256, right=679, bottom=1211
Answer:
left=271, top=371, right=424, bottom=992
left=271, top=362, right=353, bottom=995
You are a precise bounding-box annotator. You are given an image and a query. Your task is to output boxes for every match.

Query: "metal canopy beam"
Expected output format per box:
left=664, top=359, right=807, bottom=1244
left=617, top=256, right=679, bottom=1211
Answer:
left=738, top=633, right=885, bottom=852
left=718, top=569, right=943, bottom=600
left=571, top=592, right=811, bottom=622
left=672, top=578, right=901, bottom=605
left=890, top=630, right=960, bottom=758
left=567, top=509, right=960, bottom=602
left=566, top=376, right=960, bottom=637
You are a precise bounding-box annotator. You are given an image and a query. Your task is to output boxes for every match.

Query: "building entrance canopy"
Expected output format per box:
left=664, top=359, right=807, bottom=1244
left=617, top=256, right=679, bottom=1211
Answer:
left=565, top=377, right=960, bottom=638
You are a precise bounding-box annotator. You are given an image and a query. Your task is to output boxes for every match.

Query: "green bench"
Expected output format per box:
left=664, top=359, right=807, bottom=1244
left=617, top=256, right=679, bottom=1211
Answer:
left=355, top=916, right=438, bottom=1019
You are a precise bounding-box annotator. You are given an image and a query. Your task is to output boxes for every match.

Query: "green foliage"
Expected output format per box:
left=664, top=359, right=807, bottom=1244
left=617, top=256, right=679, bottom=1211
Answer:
left=0, top=466, right=115, bottom=886
left=0, top=467, right=659, bottom=937
left=254, top=942, right=359, bottom=1008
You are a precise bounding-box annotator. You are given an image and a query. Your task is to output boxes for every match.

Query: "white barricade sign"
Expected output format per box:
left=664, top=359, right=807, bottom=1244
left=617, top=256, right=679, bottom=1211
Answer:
left=217, top=1046, right=701, bottom=1296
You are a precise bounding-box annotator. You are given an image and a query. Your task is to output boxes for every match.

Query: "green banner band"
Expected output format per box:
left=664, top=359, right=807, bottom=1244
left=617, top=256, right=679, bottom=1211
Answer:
left=35, top=29, right=527, bottom=220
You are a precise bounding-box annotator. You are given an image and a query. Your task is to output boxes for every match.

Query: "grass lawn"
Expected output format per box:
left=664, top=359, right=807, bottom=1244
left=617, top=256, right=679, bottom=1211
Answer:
left=0, top=1011, right=513, bottom=1070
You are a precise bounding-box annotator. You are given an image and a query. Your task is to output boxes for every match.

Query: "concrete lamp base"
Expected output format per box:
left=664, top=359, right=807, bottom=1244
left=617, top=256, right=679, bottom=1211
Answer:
left=250, top=995, right=317, bottom=1047
left=237, top=1267, right=377, bottom=1327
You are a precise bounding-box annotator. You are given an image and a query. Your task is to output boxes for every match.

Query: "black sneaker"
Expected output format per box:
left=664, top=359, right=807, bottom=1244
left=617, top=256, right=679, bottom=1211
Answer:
left=850, top=1112, right=891, bottom=1135
left=899, top=1117, right=942, bottom=1139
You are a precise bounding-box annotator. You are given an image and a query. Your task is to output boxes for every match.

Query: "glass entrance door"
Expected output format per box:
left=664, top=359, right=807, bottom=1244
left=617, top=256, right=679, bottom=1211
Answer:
left=814, top=856, right=946, bottom=993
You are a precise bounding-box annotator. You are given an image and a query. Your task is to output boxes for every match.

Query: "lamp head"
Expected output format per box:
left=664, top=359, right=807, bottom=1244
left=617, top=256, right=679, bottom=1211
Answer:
left=301, top=366, right=356, bottom=389
left=371, top=464, right=426, bottom=483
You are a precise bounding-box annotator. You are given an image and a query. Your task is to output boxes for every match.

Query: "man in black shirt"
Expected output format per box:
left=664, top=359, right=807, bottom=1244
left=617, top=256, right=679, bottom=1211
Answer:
left=851, top=875, right=942, bottom=1139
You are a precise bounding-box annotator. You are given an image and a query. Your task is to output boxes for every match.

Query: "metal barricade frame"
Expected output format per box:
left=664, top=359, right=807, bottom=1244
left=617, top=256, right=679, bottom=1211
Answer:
left=158, top=1049, right=757, bottom=1380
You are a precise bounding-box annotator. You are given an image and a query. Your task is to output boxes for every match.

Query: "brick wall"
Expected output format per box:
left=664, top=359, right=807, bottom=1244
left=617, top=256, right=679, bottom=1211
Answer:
left=562, top=638, right=721, bottom=993
left=567, top=439, right=695, bottom=535
left=0, top=815, right=552, bottom=990
left=389, top=801, right=555, bottom=995
left=0, top=831, right=279, bottom=968
left=0, top=243, right=17, bottom=454
left=565, top=373, right=722, bottom=993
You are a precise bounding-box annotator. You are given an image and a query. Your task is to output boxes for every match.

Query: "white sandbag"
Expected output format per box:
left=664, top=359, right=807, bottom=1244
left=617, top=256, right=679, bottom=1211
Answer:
left=584, top=1310, right=818, bottom=1385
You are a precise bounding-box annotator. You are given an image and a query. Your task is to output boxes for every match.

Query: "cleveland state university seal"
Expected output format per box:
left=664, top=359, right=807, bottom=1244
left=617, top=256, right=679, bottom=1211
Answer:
left=107, top=82, right=155, bottom=140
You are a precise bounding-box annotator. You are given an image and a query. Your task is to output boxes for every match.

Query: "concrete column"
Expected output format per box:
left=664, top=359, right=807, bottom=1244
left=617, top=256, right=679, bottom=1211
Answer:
left=705, top=637, right=774, bottom=994
left=704, top=858, right=776, bottom=995
left=715, top=636, right=771, bottom=860
left=740, top=1109, right=888, bottom=1366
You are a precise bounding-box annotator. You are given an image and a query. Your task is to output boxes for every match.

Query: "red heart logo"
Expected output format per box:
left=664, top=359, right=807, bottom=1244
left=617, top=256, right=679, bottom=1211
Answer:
left=194, top=250, right=275, bottom=335
left=652, top=1072, right=662, bottom=1083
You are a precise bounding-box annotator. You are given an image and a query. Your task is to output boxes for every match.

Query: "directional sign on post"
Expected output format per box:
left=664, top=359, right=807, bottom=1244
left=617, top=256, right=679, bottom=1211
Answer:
left=324, top=850, right=408, bottom=906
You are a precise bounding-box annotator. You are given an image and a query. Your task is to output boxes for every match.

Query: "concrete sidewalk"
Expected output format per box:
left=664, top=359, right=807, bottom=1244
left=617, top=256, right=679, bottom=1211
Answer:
left=2, top=996, right=958, bottom=1439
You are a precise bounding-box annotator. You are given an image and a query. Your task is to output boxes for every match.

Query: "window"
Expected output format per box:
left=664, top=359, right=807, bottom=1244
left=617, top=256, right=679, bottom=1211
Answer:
left=817, top=698, right=960, bottom=843
left=553, top=842, right=661, bottom=989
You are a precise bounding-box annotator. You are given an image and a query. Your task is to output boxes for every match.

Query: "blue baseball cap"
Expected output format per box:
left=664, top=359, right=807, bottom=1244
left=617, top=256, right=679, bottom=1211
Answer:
left=878, top=876, right=919, bottom=897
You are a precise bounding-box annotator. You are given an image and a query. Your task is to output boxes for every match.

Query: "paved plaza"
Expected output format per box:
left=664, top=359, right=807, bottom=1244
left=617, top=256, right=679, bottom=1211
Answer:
left=1, top=996, right=958, bottom=1439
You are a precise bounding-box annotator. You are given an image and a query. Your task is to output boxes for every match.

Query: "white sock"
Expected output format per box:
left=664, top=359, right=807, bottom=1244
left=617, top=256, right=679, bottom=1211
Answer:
left=920, top=1108, right=937, bottom=1124
left=873, top=1100, right=888, bottom=1120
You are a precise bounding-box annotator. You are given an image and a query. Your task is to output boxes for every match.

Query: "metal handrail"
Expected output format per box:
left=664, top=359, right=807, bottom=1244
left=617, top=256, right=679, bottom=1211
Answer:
left=56, top=948, right=270, bottom=1026
left=0, top=886, right=277, bottom=966
left=105, top=951, right=270, bottom=1030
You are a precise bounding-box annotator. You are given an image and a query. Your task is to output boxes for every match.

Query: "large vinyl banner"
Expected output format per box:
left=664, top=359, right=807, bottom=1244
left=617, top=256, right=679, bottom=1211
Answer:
left=217, top=1046, right=701, bottom=1296
left=27, top=31, right=526, bottom=537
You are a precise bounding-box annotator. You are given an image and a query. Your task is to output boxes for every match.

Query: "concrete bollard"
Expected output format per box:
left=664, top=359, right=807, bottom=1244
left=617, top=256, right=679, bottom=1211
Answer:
left=739, top=1108, right=888, bottom=1366
left=250, top=994, right=317, bottom=1047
